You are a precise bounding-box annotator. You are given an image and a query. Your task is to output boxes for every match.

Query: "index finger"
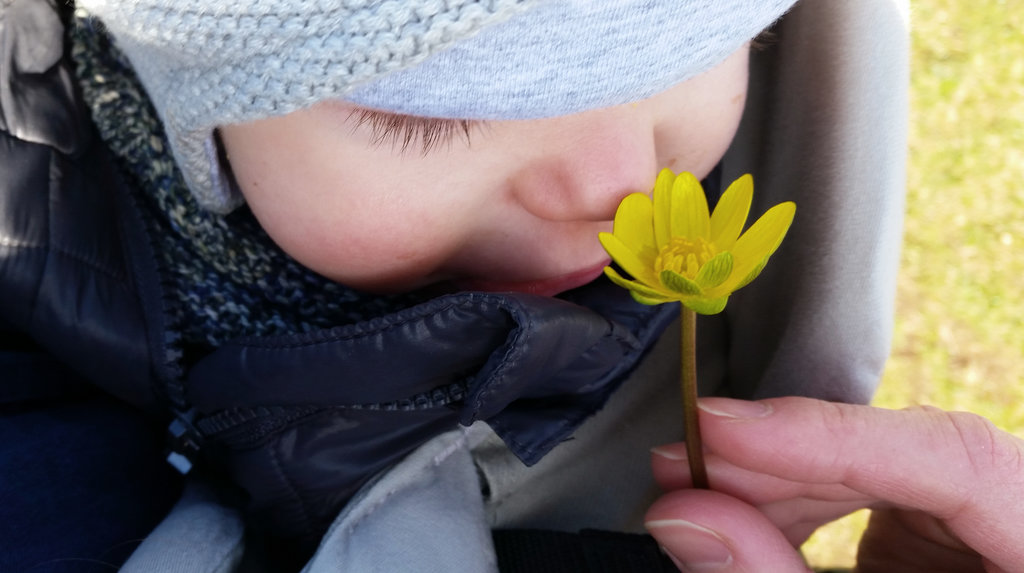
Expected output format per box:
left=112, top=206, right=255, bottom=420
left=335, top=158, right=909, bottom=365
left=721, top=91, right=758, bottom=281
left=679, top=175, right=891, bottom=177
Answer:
left=695, top=396, right=1024, bottom=570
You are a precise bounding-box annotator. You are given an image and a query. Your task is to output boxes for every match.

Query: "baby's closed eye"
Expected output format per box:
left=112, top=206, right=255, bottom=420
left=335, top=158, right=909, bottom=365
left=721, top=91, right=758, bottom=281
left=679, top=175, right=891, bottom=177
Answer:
left=347, top=109, right=486, bottom=155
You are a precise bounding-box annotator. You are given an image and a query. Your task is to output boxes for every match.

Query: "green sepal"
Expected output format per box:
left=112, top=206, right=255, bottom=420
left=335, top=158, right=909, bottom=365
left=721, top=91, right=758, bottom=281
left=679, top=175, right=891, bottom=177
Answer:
left=660, top=269, right=703, bottom=295
left=605, top=268, right=673, bottom=305
left=733, top=256, right=770, bottom=291
left=695, top=251, right=734, bottom=289
left=682, top=296, right=729, bottom=315
left=630, top=291, right=671, bottom=306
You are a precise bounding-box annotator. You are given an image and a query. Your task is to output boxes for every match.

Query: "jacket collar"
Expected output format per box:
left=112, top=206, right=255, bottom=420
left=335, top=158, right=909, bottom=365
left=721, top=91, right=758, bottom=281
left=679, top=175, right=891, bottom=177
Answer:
left=185, top=279, right=677, bottom=465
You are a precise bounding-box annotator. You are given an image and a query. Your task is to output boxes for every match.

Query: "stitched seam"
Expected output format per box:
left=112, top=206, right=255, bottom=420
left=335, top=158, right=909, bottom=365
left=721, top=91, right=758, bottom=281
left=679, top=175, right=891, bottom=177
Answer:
left=468, top=303, right=531, bottom=413
left=21, top=151, right=55, bottom=330
left=48, top=243, right=128, bottom=281
left=223, top=295, right=509, bottom=350
left=0, top=238, right=128, bottom=281
left=267, top=442, right=316, bottom=540
left=0, top=236, right=45, bottom=249
left=233, top=300, right=469, bottom=348
left=48, top=143, right=131, bottom=278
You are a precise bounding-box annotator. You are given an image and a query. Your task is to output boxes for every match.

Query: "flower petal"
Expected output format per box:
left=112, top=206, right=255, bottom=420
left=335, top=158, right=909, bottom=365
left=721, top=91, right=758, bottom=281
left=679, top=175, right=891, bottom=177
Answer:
left=720, top=201, right=796, bottom=292
left=604, top=267, right=675, bottom=303
left=652, top=168, right=676, bottom=248
left=601, top=169, right=794, bottom=312
left=670, top=172, right=710, bottom=240
left=612, top=193, right=658, bottom=263
left=599, top=233, right=660, bottom=286
left=681, top=295, right=729, bottom=315
left=659, top=269, right=703, bottom=296
left=710, top=174, right=753, bottom=252
left=695, top=251, right=734, bottom=290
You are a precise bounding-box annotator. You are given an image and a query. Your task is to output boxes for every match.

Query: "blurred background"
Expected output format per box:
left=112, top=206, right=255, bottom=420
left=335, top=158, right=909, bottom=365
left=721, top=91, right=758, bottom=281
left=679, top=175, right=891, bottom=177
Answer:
left=803, top=0, right=1024, bottom=568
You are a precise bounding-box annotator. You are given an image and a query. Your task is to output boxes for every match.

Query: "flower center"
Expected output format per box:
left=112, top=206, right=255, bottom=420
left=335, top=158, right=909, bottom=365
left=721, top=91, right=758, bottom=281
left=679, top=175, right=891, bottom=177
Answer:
left=654, top=237, right=717, bottom=278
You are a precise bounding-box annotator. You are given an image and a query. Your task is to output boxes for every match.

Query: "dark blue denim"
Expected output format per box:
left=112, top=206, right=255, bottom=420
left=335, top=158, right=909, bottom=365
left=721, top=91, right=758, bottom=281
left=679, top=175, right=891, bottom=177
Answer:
left=0, top=358, right=181, bottom=573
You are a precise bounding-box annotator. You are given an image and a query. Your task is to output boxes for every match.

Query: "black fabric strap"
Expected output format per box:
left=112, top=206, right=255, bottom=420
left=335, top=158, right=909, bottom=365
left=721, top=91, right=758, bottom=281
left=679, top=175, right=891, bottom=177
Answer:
left=493, top=529, right=678, bottom=573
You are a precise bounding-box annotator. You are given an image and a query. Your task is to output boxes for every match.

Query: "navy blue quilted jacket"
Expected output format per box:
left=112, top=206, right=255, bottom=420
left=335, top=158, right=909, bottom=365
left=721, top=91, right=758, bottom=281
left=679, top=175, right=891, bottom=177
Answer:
left=0, top=0, right=678, bottom=555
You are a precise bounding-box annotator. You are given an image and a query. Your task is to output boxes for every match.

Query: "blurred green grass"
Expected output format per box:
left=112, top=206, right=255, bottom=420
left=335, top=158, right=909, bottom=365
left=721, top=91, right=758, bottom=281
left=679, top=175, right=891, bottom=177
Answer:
left=803, top=0, right=1024, bottom=568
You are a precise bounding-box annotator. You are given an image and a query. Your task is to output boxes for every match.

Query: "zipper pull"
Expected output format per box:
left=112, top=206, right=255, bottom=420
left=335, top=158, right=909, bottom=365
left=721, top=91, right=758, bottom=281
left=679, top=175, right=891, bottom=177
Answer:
left=166, top=409, right=203, bottom=474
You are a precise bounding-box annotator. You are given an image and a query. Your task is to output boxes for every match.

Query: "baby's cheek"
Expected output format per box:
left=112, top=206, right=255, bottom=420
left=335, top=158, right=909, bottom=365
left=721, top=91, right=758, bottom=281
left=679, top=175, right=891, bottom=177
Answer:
left=272, top=216, right=458, bottom=293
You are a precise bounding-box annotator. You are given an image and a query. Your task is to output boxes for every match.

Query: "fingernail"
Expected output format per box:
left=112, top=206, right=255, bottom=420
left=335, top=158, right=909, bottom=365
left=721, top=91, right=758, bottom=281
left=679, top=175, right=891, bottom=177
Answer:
left=646, top=519, right=733, bottom=571
left=698, top=398, right=772, bottom=419
left=650, top=446, right=687, bottom=461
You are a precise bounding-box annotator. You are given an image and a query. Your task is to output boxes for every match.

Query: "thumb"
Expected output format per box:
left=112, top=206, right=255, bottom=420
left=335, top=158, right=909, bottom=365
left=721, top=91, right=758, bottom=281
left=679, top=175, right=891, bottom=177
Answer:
left=646, top=489, right=811, bottom=572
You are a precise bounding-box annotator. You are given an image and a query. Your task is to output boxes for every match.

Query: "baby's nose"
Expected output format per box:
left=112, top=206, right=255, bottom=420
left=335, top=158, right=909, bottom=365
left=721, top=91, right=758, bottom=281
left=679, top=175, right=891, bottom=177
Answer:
left=510, top=114, right=658, bottom=222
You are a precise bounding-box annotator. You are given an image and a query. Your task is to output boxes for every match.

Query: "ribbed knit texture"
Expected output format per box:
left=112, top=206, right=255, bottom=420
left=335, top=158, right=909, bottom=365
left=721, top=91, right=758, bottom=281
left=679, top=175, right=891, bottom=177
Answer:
left=74, top=0, right=795, bottom=213
left=70, top=17, right=431, bottom=351
left=73, top=0, right=535, bottom=213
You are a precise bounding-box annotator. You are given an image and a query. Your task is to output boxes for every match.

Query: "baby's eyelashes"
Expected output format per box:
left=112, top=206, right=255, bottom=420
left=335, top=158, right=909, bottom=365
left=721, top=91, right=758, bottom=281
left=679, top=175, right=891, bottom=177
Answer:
left=347, top=109, right=485, bottom=155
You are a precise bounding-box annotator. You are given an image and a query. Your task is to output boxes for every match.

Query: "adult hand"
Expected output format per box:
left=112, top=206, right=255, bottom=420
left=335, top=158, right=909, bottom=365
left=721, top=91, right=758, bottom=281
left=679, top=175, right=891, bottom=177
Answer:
left=644, top=396, right=1024, bottom=572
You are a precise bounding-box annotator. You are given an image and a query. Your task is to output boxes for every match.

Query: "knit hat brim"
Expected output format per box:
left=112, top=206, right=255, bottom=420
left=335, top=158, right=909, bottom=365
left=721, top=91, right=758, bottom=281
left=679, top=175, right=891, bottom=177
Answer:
left=78, top=0, right=797, bottom=213
left=347, top=0, right=797, bottom=121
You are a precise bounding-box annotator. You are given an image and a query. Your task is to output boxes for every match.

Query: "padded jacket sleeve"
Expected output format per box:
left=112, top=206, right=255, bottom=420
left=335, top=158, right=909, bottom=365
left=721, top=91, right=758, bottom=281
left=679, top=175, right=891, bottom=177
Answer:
left=0, top=0, right=162, bottom=411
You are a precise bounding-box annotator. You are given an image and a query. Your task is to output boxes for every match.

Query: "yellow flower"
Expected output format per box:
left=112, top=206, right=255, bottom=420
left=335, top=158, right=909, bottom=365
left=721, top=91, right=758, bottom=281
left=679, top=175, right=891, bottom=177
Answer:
left=599, top=169, right=795, bottom=314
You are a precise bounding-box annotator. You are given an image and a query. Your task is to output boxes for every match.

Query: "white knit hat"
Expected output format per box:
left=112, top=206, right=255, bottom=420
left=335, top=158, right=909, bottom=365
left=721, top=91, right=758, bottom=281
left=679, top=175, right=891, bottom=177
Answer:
left=77, top=0, right=797, bottom=213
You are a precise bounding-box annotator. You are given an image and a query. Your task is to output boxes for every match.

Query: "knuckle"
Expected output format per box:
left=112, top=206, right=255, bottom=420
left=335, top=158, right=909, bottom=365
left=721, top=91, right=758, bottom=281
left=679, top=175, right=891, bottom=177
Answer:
left=943, top=410, right=1024, bottom=480
left=817, top=400, right=872, bottom=472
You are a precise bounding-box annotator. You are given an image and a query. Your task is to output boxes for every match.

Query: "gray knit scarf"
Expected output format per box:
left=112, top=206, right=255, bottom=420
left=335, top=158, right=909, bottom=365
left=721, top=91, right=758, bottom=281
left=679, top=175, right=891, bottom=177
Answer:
left=70, top=17, right=431, bottom=351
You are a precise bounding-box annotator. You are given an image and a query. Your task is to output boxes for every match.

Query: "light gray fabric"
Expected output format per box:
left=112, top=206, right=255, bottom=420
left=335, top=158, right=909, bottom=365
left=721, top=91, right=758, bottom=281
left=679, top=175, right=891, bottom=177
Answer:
left=346, top=0, right=796, bottom=119
left=471, top=319, right=686, bottom=533
left=120, top=480, right=245, bottom=573
left=712, top=0, right=909, bottom=403
left=302, top=428, right=497, bottom=573
left=76, top=0, right=796, bottom=213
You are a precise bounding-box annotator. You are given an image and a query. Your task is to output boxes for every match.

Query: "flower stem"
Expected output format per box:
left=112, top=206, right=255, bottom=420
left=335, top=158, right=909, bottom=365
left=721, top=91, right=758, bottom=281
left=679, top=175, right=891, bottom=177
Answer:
left=680, top=307, right=709, bottom=489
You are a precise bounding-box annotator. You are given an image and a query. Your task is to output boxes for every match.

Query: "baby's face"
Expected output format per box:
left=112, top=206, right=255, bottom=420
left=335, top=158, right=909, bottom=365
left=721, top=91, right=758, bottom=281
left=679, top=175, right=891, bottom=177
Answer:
left=219, top=45, right=750, bottom=296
